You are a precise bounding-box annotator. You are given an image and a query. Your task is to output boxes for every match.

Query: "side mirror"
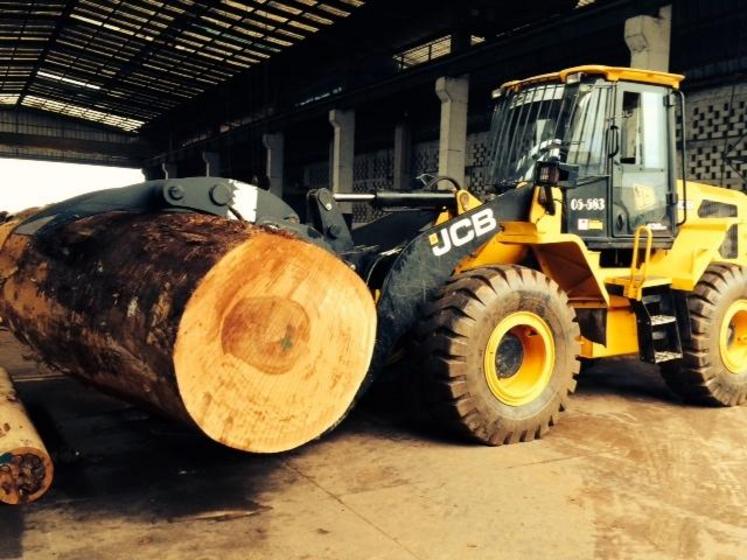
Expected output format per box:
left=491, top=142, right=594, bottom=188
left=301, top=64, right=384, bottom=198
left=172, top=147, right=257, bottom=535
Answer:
left=535, top=159, right=579, bottom=189
left=535, top=159, right=579, bottom=216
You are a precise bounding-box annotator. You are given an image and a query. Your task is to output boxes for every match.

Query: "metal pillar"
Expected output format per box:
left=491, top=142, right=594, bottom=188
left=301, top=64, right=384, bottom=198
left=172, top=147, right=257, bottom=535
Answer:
left=435, top=75, right=469, bottom=187
left=393, top=121, right=412, bottom=191
left=329, top=108, right=355, bottom=214
left=624, top=5, right=672, bottom=72
left=161, top=162, right=178, bottom=179
left=262, top=132, right=285, bottom=197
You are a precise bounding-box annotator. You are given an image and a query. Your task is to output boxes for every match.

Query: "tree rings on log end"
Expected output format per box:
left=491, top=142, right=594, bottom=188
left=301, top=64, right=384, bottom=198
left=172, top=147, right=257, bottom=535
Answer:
left=174, top=230, right=377, bottom=453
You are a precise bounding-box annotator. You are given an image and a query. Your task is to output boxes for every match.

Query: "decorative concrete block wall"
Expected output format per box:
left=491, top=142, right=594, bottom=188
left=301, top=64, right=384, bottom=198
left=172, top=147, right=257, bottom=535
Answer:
left=299, top=81, right=747, bottom=225
left=682, top=83, right=747, bottom=190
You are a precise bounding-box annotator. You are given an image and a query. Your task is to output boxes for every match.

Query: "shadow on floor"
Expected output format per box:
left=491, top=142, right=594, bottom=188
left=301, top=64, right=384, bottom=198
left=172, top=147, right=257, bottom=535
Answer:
left=575, top=358, right=678, bottom=403
left=0, top=354, right=681, bottom=547
left=7, top=377, right=282, bottom=526
left=358, top=356, right=682, bottom=444
left=0, top=509, right=23, bottom=560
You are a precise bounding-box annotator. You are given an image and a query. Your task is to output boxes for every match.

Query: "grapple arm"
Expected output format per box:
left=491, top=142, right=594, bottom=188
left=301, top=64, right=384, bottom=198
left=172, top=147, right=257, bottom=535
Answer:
left=13, top=177, right=300, bottom=238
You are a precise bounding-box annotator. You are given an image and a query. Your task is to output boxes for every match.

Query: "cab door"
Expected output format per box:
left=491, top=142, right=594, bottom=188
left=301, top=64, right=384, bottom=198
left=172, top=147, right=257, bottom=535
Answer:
left=611, top=83, right=676, bottom=240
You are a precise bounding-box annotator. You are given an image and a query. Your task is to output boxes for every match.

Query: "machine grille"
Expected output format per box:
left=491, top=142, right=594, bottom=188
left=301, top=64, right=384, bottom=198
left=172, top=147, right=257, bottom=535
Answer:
left=698, top=200, right=738, bottom=218
left=719, top=224, right=739, bottom=259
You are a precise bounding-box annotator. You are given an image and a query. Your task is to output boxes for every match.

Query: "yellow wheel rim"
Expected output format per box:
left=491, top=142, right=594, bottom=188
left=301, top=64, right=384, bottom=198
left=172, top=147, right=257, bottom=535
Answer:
left=483, top=311, right=555, bottom=407
left=719, top=299, right=747, bottom=374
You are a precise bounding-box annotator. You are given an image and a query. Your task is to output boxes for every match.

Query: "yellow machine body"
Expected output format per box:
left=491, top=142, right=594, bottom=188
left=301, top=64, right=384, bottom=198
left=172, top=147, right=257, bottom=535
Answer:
left=451, top=181, right=747, bottom=359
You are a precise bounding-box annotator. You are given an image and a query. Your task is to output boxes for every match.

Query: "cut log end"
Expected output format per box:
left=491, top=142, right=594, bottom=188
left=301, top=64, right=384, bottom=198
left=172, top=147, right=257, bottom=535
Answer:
left=174, top=230, right=377, bottom=453
left=0, top=211, right=377, bottom=455
left=0, top=446, right=54, bottom=505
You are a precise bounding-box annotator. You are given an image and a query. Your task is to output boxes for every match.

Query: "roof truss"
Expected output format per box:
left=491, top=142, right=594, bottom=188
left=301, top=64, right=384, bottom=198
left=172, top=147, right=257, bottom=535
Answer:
left=0, top=0, right=364, bottom=131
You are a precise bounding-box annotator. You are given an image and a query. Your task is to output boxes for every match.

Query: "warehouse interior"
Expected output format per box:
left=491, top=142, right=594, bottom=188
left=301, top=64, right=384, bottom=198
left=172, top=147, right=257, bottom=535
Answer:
left=2, top=1, right=745, bottom=200
left=1, top=1, right=747, bottom=558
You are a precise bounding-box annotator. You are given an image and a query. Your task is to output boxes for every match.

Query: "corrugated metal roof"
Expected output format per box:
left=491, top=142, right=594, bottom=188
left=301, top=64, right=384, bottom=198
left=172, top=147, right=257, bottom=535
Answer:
left=0, top=0, right=364, bottom=131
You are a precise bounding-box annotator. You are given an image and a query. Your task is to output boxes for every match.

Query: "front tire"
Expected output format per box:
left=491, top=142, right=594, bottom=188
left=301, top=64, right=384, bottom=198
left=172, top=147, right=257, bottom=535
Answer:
left=415, top=265, right=580, bottom=445
left=661, top=264, right=747, bottom=406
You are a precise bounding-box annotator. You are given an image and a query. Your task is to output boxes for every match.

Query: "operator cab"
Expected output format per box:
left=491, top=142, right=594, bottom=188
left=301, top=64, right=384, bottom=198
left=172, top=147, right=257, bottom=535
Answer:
left=487, top=65, right=685, bottom=249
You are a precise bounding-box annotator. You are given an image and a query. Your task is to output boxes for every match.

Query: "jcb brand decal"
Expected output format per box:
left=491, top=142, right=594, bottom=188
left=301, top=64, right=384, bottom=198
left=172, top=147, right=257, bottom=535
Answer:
left=429, top=208, right=497, bottom=256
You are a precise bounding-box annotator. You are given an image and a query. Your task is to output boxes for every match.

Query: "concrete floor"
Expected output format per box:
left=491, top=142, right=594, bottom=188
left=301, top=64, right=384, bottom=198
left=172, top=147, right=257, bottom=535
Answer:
left=1, top=330, right=747, bottom=560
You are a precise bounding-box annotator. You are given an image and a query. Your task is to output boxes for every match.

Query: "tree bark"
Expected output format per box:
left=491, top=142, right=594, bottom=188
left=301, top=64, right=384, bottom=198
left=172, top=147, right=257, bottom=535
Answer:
left=0, top=367, right=54, bottom=504
left=0, top=211, right=377, bottom=453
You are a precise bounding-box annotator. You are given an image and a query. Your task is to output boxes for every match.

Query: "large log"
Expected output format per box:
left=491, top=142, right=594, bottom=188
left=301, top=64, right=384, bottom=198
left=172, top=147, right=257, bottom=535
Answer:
left=0, top=367, right=54, bottom=504
left=0, top=211, right=377, bottom=453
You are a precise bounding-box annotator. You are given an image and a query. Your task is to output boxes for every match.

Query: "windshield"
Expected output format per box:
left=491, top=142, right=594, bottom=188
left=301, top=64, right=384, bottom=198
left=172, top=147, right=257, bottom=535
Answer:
left=488, top=80, right=613, bottom=187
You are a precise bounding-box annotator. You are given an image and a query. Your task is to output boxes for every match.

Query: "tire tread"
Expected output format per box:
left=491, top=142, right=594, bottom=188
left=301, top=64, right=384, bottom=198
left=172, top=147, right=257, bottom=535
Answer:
left=661, top=264, right=747, bottom=406
left=415, top=265, right=580, bottom=445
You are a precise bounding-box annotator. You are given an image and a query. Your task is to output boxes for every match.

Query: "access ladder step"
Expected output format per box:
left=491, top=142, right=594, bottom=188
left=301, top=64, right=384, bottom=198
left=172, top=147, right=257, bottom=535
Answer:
left=633, top=289, right=684, bottom=365
left=654, top=351, right=683, bottom=363
left=650, top=314, right=677, bottom=326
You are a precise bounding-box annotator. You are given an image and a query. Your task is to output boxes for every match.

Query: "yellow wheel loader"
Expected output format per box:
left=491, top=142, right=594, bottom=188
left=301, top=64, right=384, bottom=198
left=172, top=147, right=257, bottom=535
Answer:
left=16, top=65, right=747, bottom=446
left=402, top=65, right=747, bottom=444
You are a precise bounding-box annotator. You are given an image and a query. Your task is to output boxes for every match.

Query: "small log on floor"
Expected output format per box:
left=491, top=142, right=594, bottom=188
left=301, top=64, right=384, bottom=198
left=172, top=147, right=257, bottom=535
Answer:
left=0, top=367, right=54, bottom=505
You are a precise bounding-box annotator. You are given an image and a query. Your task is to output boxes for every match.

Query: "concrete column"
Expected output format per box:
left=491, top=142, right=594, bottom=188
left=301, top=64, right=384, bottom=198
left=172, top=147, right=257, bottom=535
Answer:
left=202, top=151, right=221, bottom=177
left=329, top=108, right=355, bottom=214
left=161, top=162, right=178, bottom=179
left=262, top=132, right=284, bottom=197
left=435, top=75, right=469, bottom=187
left=450, top=29, right=471, bottom=54
left=624, top=5, right=672, bottom=72
left=393, top=121, right=411, bottom=191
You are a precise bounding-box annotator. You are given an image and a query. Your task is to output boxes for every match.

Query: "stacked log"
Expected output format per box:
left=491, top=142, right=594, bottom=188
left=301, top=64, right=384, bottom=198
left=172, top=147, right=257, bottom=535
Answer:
left=0, top=211, right=377, bottom=453
left=0, top=367, right=53, bottom=504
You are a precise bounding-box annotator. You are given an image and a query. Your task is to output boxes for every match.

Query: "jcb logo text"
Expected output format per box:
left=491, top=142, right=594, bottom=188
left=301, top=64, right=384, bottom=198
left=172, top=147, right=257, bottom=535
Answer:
left=429, top=208, right=497, bottom=257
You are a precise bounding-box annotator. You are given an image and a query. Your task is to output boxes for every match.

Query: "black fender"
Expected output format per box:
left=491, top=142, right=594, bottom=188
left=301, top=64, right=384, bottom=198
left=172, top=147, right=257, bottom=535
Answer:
left=370, top=186, right=534, bottom=373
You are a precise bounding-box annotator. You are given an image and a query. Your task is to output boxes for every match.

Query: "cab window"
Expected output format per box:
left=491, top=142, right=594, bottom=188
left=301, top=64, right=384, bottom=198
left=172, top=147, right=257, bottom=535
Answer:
left=613, top=86, right=671, bottom=236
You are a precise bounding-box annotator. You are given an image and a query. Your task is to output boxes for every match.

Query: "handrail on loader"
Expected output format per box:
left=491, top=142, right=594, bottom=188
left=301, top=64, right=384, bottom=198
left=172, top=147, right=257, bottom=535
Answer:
left=626, top=225, right=654, bottom=300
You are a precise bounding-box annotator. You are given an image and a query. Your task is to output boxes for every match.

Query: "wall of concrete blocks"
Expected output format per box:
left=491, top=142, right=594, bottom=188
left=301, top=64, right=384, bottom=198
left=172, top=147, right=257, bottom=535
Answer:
left=301, top=132, right=495, bottom=225
left=299, top=81, right=747, bottom=226
left=402, top=133, right=495, bottom=198
left=682, top=82, right=747, bottom=190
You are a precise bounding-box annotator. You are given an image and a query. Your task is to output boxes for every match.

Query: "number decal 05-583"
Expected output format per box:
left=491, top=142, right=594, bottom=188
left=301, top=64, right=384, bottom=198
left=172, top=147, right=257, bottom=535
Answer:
left=569, top=198, right=606, bottom=212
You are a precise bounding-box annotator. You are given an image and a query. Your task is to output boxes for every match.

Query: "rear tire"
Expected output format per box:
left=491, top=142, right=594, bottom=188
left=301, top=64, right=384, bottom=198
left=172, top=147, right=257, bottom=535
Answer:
left=414, top=265, right=580, bottom=445
left=660, top=264, right=747, bottom=406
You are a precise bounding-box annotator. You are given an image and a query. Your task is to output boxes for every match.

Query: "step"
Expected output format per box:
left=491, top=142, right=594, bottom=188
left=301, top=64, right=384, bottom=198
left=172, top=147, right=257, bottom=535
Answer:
left=650, top=314, right=677, bottom=326
left=654, top=351, right=683, bottom=363
left=606, top=275, right=672, bottom=290
left=642, top=293, right=665, bottom=304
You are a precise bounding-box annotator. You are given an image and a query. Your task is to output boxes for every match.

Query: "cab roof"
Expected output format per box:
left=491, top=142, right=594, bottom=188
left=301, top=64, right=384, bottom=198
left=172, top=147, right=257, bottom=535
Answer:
left=498, top=65, right=685, bottom=94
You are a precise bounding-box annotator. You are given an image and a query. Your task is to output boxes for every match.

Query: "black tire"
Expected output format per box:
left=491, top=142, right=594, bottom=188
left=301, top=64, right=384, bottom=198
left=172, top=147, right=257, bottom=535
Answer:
left=660, top=264, right=747, bottom=406
left=414, top=265, right=580, bottom=445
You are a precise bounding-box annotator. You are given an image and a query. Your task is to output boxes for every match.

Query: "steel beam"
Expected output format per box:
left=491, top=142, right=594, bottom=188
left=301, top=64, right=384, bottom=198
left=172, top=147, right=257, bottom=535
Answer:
left=0, top=131, right=148, bottom=161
